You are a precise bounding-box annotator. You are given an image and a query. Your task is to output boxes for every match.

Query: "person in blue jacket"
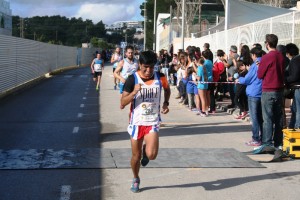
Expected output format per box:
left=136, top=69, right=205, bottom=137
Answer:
left=236, top=47, right=263, bottom=146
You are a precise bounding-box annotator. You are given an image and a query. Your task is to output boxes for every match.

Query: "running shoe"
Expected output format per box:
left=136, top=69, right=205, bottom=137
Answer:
left=141, top=144, right=149, bottom=167
left=245, top=140, right=261, bottom=146
left=130, top=178, right=140, bottom=193
left=200, top=112, right=207, bottom=117
left=96, top=86, right=99, bottom=91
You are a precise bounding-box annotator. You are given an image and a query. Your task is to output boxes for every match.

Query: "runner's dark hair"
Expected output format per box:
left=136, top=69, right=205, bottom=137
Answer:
left=139, top=51, right=157, bottom=66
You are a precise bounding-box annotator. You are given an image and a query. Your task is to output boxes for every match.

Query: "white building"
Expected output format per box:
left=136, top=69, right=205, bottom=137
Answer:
left=105, top=21, right=143, bottom=31
left=0, top=0, right=12, bottom=36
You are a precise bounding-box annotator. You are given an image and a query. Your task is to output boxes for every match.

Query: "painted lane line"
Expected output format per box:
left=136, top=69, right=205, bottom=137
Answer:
left=72, top=127, right=79, bottom=133
left=83, top=97, right=86, bottom=100
left=80, top=104, right=85, bottom=108
left=60, top=185, right=71, bottom=200
left=77, top=113, right=83, bottom=118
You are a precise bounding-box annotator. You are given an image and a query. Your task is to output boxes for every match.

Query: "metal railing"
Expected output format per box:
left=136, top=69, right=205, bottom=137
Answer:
left=0, top=34, right=95, bottom=95
left=183, top=11, right=300, bottom=54
left=167, top=11, right=300, bottom=54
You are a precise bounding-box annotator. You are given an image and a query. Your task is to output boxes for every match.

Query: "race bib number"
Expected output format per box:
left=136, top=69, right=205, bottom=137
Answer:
left=94, top=64, right=102, bottom=72
left=140, top=102, right=159, bottom=122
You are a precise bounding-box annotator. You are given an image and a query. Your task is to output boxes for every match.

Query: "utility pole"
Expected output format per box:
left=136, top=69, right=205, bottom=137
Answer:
left=143, top=1, right=147, bottom=51
left=181, top=0, right=185, bottom=50
left=153, top=0, right=157, bottom=52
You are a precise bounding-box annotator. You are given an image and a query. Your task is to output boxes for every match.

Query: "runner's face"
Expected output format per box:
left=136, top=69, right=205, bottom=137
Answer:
left=140, top=64, right=154, bottom=79
left=116, top=48, right=120, bottom=53
left=97, top=54, right=101, bottom=59
left=126, top=49, right=134, bottom=60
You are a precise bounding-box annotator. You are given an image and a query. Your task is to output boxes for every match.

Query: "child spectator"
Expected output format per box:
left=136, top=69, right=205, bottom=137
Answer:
left=234, top=60, right=248, bottom=119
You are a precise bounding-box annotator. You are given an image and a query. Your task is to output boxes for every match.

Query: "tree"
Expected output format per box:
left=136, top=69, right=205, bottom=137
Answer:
left=174, top=0, right=202, bottom=37
left=140, top=0, right=177, bottom=50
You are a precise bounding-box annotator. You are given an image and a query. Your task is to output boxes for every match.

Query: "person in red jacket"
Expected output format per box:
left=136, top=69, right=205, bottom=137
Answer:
left=257, top=34, right=285, bottom=150
left=211, top=49, right=226, bottom=113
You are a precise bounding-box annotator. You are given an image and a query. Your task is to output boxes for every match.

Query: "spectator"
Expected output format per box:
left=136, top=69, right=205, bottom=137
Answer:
left=203, top=43, right=213, bottom=62
left=212, top=49, right=226, bottom=112
left=234, top=60, right=248, bottom=119
left=224, top=45, right=239, bottom=108
left=285, top=43, right=300, bottom=129
left=161, top=49, right=172, bottom=82
left=257, top=34, right=285, bottom=149
left=202, top=50, right=213, bottom=115
left=196, top=58, right=208, bottom=116
left=238, top=47, right=263, bottom=146
left=177, top=53, right=188, bottom=104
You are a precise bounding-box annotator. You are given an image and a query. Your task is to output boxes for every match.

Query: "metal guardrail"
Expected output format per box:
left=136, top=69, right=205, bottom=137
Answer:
left=0, top=34, right=96, bottom=95
left=184, top=11, right=300, bottom=54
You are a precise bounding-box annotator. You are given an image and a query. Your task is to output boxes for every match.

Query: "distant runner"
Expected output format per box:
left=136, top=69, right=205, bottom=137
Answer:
left=90, top=53, right=104, bottom=91
left=113, top=45, right=139, bottom=108
left=111, top=47, right=123, bottom=90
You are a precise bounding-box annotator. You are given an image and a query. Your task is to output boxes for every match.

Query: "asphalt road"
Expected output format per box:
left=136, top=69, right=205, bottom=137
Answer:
left=0, top=67, right=102, bottom=200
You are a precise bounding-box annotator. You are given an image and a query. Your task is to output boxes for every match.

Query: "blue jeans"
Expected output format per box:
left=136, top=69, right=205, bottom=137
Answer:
left=261, top=91, right=284, bottom=147
left=289, top=88, right=300, bottom=128
left=248, top=96, right=263, bottom=142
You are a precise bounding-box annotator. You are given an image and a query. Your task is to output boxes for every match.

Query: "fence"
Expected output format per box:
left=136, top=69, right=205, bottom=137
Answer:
left=173, top=11, right=300, bottom=55
left=0, top=34, right=96, bottom=95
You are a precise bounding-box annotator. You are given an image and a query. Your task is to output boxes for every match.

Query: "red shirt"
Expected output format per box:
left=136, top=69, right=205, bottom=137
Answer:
left=257, top=50, right=285, bottom=92
left=213, top=60, right=225, bottom=82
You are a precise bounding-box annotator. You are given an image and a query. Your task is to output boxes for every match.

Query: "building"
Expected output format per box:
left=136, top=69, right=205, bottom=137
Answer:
left=0, top=0, right=12, bottom=36
left=105, top=21, right=143, bottom=31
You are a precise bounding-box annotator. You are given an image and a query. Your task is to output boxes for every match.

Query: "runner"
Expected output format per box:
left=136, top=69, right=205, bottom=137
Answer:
left=90, top=53, right=104, bottom=91
left=121, top=51, right=171, bottom=193
left=111, top=47, right=123, bottom=90
left=113, top=45, right=139, bottom=108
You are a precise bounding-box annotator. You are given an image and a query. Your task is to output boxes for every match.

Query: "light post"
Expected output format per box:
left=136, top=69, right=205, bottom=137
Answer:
left=153, top=0, right=157, bottom=52
left=143, top=1, right=147, bottom=51
left=181, top=0, right=185, bottom=50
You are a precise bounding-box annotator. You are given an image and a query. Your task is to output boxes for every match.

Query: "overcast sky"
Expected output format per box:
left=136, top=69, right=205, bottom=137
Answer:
left=9, top=0, right=144, bottom=25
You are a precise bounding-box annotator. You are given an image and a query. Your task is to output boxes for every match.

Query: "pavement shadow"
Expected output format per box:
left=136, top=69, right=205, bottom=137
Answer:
left=141, top=171, right=300, bottom=191
left=100, top=122, right=252, bottom=143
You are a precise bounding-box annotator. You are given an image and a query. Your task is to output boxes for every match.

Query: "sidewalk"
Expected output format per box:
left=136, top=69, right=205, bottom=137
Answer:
left=99, top=65, right=300, bottom=200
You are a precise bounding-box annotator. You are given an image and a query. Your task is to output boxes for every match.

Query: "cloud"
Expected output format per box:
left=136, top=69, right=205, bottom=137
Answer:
left=10, top=0, right=144, bottom=24
left=75, top=3, right=139, bottom=24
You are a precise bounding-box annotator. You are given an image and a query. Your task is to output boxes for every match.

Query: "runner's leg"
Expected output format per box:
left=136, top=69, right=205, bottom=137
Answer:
left=143, top=131, right=159, bottom=160
left=130, top=138, right=143, bottom=178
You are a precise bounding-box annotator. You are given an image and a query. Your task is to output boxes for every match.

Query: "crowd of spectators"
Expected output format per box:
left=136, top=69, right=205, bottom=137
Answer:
left=156, top=34, right=300, bottom=149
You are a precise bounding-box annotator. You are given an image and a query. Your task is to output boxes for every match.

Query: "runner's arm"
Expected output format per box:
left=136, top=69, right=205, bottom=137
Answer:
left=90, top=59, right=95, bottom=73
left=160, top=75, right=171, bottom=114
left=121, top=76, right=140, bottom=107
left=113, top=60, right=126, bottom=83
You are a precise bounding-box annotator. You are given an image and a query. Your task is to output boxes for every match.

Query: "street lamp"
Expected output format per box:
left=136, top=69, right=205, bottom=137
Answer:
left=153, top=0, right=157, bottom=52
left=143, top=1, right=147, bottom=51
left=181, top=0, right=185, bottom=50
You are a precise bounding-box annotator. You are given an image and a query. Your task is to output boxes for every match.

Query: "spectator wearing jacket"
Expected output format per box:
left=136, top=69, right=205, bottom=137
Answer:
left=285, top=43, right=300, bottom=128
left=238, top=47, right=263, bottom=146
left=257, top=34, right=285, bottom=149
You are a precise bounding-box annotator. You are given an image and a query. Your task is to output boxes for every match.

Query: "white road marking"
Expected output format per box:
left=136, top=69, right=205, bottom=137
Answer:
left=60, top=185, right=71, bottom=200
left=83, top=97, right=86, bottom=100
left=80, top=104, right=85, bottom=108
left=77, top=113, right=83, bottom=118
left=72, top=127, right=79, bottom=133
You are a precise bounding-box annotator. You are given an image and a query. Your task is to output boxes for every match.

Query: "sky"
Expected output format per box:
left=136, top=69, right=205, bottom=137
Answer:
left=9, top=0, right=145, bottom=25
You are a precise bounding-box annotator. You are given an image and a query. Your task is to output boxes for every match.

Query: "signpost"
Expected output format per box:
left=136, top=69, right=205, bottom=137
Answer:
left=120, top=42, right=127, bottom=58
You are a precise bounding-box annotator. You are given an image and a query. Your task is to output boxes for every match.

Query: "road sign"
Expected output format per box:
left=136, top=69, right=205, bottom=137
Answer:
left=120, top=42, right=127, bottom=48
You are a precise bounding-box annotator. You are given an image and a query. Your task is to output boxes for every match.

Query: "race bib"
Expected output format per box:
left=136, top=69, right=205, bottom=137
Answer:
left=140, top=102, right=159, bottom=122
left=94, top=64, right=102, bottom=72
